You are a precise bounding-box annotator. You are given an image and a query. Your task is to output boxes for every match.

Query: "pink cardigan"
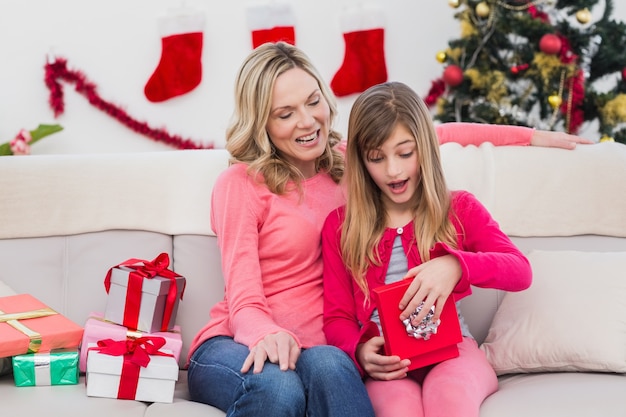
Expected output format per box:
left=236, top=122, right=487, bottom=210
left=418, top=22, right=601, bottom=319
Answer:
left=321, top=191, right=532, bottom=374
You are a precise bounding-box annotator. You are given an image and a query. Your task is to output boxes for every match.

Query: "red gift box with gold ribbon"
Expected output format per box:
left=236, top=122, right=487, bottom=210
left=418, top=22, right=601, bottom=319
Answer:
left=0, top=294, right=83, bottom=358
left=103, top=253, right=186, bottom=333
left=373, top=279, right=463, bottom=371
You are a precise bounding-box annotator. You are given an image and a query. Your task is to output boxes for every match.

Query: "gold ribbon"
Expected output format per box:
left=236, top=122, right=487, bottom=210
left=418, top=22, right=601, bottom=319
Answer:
left=0, top=307, right=58, bottom=353
left=87, top=314, right=180, bottom=340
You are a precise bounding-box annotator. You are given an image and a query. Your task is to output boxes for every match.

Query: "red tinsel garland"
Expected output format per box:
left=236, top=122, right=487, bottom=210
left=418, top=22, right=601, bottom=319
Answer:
left=424, top=78, right=446, bottom=107
left=44, top=57, right=213, bottom=150
left=563, top=70, right=585, bottom=134
left=527, top=5, right=549, bottom=23
left=526, top=8, right=585, bottom=135
left=557, top=36, right=584, bottom=135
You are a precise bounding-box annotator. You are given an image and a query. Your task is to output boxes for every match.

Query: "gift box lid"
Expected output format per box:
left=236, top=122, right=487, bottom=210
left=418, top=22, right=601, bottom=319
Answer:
left=110, top=267, right=185, bottom=297
left=86, top=343, right=179, bottom=381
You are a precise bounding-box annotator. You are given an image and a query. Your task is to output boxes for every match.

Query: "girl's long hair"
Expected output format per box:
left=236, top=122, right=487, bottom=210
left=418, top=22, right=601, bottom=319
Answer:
left=341, top=82, right=458, bottom=297
left=225, top=42, right=344, bottom=193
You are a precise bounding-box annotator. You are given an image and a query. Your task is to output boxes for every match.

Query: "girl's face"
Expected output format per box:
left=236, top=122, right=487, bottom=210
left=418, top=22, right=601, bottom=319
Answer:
left=266, top=67, right=331, bottom=178
left=363, top=123, right=421, bottom=220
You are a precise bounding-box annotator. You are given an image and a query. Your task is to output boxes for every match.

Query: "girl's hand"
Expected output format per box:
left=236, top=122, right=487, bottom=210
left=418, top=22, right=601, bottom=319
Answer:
left=356, top=336, right=411, bottom=380
left=398, top=255, right=462, bottom=325
left=530, top=130, right=594, bottom=149
left=241, top=331, right=301, bottom=374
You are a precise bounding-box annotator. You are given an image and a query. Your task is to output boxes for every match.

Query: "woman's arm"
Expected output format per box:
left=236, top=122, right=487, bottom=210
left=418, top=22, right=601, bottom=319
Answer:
left=529, top=129, right=594, bottom=149
left=211, top=166, right=299, bottom=349
left=436, top=122, right=593, bottom=149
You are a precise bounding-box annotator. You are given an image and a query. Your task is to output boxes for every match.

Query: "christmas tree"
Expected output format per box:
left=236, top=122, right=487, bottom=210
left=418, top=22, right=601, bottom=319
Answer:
left=427, top=0, right=626, bottom=143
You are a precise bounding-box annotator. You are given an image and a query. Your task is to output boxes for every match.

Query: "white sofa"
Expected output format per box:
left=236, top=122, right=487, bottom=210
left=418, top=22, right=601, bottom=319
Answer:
left=1, top=142, right=626, bottom=416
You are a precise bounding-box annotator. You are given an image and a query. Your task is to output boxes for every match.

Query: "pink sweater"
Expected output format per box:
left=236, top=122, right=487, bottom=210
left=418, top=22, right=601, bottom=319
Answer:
left=321, top=191, right=532, bottom=373
left=186, top=123, right=533, bottom=362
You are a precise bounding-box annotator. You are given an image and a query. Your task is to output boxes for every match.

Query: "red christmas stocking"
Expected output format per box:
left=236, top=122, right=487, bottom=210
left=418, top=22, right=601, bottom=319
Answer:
left=246, top=3, right=296, bottom=48
left=331, top=7, right=388, bottom=97
left=144, top=9, right=205, bottom=102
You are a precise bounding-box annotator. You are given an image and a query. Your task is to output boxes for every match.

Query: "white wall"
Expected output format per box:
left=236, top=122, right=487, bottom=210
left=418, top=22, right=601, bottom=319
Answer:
left=1, top=0, right=624, bottom=154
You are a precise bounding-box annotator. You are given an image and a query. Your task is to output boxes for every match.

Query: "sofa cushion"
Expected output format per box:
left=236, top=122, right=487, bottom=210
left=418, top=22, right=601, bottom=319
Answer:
left=440, top=142, right=626, bottom=238
left=480, top=250, right=626, bottom=375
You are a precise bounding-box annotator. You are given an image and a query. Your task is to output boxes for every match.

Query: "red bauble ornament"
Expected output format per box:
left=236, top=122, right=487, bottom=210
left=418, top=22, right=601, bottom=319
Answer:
left=511, top=63, right=529, bottom=75
left=622, top=68, right=626, bottom=80
left=539, top=34, right=562, bottom=55
left=443, top=65, right=464, bottom=87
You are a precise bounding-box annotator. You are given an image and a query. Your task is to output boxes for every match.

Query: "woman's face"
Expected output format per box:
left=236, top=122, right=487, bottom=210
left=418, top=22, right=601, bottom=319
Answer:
left=266, top=67, right=331, bottom=178
left=363, top=123, right=421, bottom=218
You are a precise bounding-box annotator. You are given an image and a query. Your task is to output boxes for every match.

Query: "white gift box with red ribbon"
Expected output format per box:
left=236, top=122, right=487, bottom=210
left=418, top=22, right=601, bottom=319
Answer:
left=103, top=253, right=186, bottom=333
left=85, top=337, right=178, bottom=403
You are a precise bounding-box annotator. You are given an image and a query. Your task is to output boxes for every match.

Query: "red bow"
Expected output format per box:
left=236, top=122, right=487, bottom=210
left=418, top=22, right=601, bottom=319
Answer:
left=94, top=336, right=170, bottom=367
left=104, top=253, right=185, bottom=331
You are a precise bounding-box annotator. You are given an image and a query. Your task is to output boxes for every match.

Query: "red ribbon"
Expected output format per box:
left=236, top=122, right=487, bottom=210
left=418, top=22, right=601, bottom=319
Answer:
left=104, top=253, right=186, bottom=331
left=90, top=336, right=173, bottom=400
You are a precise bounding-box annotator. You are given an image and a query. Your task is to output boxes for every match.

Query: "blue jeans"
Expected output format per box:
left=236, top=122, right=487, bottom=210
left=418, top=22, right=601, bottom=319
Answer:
left=188, top=336, right=375, bottom=417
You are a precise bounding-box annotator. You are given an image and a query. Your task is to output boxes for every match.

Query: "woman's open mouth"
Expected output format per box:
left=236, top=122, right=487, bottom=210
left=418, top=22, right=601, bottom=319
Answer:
left=295, top=131, right=318, bottom=144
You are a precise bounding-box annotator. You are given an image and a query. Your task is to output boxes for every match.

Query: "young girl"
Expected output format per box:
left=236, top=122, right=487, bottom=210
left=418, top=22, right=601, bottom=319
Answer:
left=321, top=81, right=533, bottom=417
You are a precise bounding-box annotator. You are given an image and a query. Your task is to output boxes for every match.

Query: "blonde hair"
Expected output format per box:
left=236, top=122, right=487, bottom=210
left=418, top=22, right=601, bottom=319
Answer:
left=226, top=42, right=344, bottom=194
left=341, top=82, right=458, bottom=297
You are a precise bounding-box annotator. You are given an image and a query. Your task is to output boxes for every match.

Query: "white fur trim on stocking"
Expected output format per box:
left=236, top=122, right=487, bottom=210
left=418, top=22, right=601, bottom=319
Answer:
left=339, top=4, right=385, bottom=32
left=159, top=8, right=206, bottom=37
left=246, top=3, right=295, bottom=31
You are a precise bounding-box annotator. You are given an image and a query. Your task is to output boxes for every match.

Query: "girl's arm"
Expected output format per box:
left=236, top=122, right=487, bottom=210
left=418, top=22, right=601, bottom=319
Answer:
left=436, top=122, right=593, bottom=148
left=445, top=191, right=532, bottom=296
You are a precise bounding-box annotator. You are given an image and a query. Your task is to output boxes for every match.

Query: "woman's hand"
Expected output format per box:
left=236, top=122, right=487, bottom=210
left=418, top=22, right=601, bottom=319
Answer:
left=398, top=255, right=462, bottom=325
left=356, top=337, right=410, bottom=380
left=530, top=130, right=594, bottom=149
left=241, top=331, right=301, bottom=374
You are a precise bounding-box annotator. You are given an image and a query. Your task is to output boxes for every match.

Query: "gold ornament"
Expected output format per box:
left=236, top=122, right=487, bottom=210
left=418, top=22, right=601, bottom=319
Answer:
left=436, top=51, right=447, bottom=63
left=475, top=2, right=490, bottom=18
left=576, top=8, right=591, bottom=24
left=599, top=135, right=615, bottom=143
left=448, top=0, right=461, bottom=8
left=548, top=95, right=562, bottom=109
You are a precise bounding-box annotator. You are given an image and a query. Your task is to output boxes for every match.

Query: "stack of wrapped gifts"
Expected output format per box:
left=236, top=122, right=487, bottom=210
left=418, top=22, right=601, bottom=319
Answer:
left=0, top=291, right=84, bottom=387
left=83, top=252, right=186, bottom=403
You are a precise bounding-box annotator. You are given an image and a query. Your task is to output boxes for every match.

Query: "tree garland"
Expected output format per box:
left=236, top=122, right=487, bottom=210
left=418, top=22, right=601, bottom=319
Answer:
left=44, top=57, right=213, bottom=150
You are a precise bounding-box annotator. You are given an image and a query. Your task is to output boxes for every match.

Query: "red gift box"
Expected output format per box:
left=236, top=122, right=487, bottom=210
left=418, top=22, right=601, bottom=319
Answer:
left=0, top=294, right=84, bottom=358
left=373, top=279, right=463, bottom=371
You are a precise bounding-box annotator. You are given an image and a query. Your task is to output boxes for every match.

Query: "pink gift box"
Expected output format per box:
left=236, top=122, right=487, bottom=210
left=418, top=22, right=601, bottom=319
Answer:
left=79, top=312, right=182, bottom=373
left=0, top=294, right=84, bottom=358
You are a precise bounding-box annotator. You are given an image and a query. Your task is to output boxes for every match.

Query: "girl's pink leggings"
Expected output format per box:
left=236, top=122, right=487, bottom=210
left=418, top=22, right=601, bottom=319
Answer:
left=365, top=337, right=498, bottom=417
